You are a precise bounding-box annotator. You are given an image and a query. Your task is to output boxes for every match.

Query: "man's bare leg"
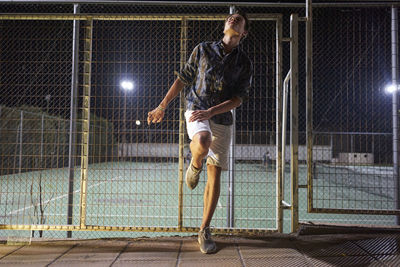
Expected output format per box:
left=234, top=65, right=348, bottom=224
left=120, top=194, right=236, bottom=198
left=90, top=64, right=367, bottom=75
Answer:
left=200, top=164, right=221, bottom=230
left=190, top=132, right=211, bottom=169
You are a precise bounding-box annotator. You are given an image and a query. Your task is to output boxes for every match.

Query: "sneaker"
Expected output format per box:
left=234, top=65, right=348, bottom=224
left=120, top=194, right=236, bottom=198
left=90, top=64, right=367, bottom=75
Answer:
left=198, top=227, right=216, bottom=254
left=185, top=160, right=202, bottom=190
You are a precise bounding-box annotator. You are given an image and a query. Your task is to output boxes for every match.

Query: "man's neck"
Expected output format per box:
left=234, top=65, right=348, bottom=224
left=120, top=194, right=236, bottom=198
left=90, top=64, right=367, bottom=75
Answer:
left=222, top=34, right=240, bottom=54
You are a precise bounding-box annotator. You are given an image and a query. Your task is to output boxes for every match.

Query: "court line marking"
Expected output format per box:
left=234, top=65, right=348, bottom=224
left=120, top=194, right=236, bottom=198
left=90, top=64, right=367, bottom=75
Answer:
left=6, top=176, right=122, bottom=216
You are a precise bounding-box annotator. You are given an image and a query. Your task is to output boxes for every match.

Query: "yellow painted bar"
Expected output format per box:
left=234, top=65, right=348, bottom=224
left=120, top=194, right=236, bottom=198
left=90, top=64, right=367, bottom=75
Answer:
left=79, top=19, right=93, bottom=228
left=0, top=13, right=282, bottom=21
left=178, top=18, right=188, bottom=231
left=0, top=224, right=278, bottom=235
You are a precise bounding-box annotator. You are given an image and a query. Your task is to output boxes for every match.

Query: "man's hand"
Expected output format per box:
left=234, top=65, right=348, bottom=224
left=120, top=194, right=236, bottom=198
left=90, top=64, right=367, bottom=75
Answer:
left=189, top=109, right=213, bottom=122
left=147, top=107, right=165, bottom=125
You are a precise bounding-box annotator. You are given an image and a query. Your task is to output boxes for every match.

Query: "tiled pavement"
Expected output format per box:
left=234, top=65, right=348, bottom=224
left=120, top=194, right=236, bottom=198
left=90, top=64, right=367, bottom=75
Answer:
left=0, top=232, right=399, bottom=266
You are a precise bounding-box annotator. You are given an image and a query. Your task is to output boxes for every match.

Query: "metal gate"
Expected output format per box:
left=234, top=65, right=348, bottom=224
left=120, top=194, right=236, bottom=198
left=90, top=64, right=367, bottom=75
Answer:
left=0, top=11, right=302, bottom=236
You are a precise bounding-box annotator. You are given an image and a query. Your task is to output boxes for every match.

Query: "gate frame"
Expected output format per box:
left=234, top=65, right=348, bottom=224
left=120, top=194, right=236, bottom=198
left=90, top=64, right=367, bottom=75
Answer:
left=0, top=12, right=294, bottom=235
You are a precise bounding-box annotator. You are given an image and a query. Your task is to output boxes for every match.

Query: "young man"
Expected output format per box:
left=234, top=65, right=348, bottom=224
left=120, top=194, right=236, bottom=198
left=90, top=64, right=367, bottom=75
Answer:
left=147, top=10, right=252, bottom=254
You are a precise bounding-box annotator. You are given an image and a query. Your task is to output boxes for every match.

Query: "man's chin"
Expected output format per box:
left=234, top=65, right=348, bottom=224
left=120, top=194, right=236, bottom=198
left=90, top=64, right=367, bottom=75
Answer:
left=224, top=28, right=240, bottom=37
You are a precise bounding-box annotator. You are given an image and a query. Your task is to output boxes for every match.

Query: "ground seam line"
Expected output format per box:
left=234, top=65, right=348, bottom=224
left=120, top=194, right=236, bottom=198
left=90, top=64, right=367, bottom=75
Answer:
left=292, top=240, right=316, bottom=267
left=46, top=243, right=78, bottom=267
left=0, top=245, right=25, bottom=261
left=109, top=241, right=131, bottom=267
left=351, top=240, right=389, bottom=267
left=175, top=240, right=183, bottom=267
left=235, top=240, right=246, bottom=267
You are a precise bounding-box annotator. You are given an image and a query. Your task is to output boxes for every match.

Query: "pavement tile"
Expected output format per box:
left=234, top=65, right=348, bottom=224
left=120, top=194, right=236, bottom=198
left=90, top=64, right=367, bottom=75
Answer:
left=51, top=260, right=118, bottom=267
left=179, top=238, right=239, bottom=260
left=244, top=256, right=312, bottom=267
left=118, top=239, right=180, bottom=261
left=0, top=244, right=23, bottom=258
left=296, top=239, right=368, bottom=257
left=178, top=257, right=242, bottom=267
left=51, top=239, right=126, bottom=266
left=375, top=254, right=400, bottom=267
left=113, top=260, right=176, bottom=267
left=352, top=236, right=400, bottom=255
left=237, top=238, right=303, bottom=258
left=308, top=255, right=382, bottom=267
left=0, top=261, right=59, bottom=267
left=0, top=242, right=73, bottom=266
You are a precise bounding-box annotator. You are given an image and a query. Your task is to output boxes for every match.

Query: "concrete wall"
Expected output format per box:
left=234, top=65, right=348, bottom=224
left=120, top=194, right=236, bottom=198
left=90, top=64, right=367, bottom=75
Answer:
left=332, top=153, right=374, bottom=164
left=119, top=143, right=332, bottom=162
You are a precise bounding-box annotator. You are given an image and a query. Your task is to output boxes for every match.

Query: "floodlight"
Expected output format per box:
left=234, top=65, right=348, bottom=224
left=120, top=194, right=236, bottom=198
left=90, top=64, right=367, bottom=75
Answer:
left=385, top=84, right=399, bottom=94
left=120, top=80, right=134, bottom=91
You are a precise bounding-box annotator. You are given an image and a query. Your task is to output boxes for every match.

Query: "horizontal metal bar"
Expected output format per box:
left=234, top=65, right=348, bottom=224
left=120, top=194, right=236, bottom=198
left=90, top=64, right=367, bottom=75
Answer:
left=314, top=131, right=393, bottom=136
left=298, top=184, right=307, bottom=188
left=309, top=208, right=400, bottom=215
left=0, top=1, right=399, bottom=8
left=0, top=224, right=278, bottom=235
left=0, top=13, right=282, bottom=21
left=282, top=37, right=292, bottom=42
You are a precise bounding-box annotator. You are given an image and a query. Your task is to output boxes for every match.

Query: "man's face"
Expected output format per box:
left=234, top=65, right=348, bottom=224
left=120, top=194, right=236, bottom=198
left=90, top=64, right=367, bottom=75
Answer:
left=224, top=14, right=247, bottom=39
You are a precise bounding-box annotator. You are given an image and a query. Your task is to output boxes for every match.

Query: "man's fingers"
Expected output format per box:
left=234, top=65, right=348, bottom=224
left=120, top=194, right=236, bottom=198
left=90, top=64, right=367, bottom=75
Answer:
left=148, top=109, right=165, bottom=124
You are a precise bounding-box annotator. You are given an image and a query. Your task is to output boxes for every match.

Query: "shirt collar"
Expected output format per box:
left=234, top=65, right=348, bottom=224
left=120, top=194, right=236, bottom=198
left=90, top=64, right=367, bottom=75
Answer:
left=216, top=40, right=240, bottom=55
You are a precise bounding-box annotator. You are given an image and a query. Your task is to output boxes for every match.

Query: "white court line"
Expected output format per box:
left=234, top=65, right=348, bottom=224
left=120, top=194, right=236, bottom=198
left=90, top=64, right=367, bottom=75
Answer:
left=7, top=176, right=122, bottom=216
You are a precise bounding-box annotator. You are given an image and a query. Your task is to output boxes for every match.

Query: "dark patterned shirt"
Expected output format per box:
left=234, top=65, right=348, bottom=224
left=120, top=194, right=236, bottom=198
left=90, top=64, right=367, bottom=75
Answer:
left=176, top=40, right=253, bottom=125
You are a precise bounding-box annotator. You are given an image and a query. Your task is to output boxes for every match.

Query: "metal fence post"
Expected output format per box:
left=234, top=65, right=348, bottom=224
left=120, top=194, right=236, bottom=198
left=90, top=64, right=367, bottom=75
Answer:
left=67, top=3, right=80, bottom=237
left=227, top=4, right=236, bottom=228
left=306, top=0, right=314, bottom=214
left=290, top=13, right=299, bottom=233
left=19, top=111, right=23, bottom=174
left=79, top=18, right=93, bottom=229
left=178, top=17, right=187, bottom=230
left=276, top=16, right=284, bottom=233
left=41, top=114, right=44, bottom=167
left=391, top=6, right=399, bottom=224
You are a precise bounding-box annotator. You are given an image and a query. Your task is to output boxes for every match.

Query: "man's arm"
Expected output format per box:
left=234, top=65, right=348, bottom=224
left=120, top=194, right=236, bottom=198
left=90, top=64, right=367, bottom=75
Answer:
left=147, top=78, right=185, bottom=125
left=188, top=96, right=242, bottom=122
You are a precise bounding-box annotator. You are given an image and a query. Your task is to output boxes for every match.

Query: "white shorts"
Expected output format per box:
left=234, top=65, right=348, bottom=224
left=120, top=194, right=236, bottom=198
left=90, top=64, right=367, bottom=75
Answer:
left=185, top=110, right=232, bottom=170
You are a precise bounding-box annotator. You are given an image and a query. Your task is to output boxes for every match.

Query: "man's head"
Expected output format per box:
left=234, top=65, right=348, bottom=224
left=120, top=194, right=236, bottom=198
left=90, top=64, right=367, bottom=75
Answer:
left=224, top=10, right=249, bottom=40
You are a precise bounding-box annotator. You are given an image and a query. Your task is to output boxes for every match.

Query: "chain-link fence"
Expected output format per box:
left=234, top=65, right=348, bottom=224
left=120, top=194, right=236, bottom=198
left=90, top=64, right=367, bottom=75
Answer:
left=309, top=7, right=398, bottom=220
left=0, top=2, right=398, bottom=239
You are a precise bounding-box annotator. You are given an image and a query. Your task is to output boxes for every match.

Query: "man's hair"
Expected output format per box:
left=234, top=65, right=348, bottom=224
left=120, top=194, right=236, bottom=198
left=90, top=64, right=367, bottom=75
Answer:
left=226, top=9, right=250, bottom=32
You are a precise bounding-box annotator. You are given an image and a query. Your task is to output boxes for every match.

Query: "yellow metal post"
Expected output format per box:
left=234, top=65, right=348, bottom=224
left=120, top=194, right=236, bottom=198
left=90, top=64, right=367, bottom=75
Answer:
left=178, top=17, right=188, bottom=230
left=79, top=19, right=93, bottom=228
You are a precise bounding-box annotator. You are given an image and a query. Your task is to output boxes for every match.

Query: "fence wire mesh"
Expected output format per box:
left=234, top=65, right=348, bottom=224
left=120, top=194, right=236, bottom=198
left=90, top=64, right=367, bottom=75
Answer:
left=0, top=3, right=399, bottom=239
left=309, top=7, right=398, bottom=220
left=87, top=19, right=181, bottom=228
left=0, top=11, right=280, bottom=237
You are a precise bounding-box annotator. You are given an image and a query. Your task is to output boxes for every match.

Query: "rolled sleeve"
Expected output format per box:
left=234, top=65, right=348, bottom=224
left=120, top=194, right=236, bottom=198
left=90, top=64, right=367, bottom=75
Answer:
left=175, top=44, right=200, bottom=86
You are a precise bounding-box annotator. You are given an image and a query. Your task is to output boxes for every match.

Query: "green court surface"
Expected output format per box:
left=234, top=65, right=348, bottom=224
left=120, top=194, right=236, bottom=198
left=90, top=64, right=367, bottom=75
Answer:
left=0, top=162, right=396, bottom=238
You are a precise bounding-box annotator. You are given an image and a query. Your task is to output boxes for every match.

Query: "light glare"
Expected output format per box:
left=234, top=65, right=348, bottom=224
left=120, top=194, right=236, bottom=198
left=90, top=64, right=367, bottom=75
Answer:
left=385, top=84, right=400, bottom=94
left=136, top=120, right=141, bottom=126
left=121, top=80, right=134, bottom=91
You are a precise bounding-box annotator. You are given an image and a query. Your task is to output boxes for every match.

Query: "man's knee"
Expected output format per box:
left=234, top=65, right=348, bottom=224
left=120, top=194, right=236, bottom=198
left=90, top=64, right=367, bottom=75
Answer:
left=193, top=132, right=212, bottom=150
